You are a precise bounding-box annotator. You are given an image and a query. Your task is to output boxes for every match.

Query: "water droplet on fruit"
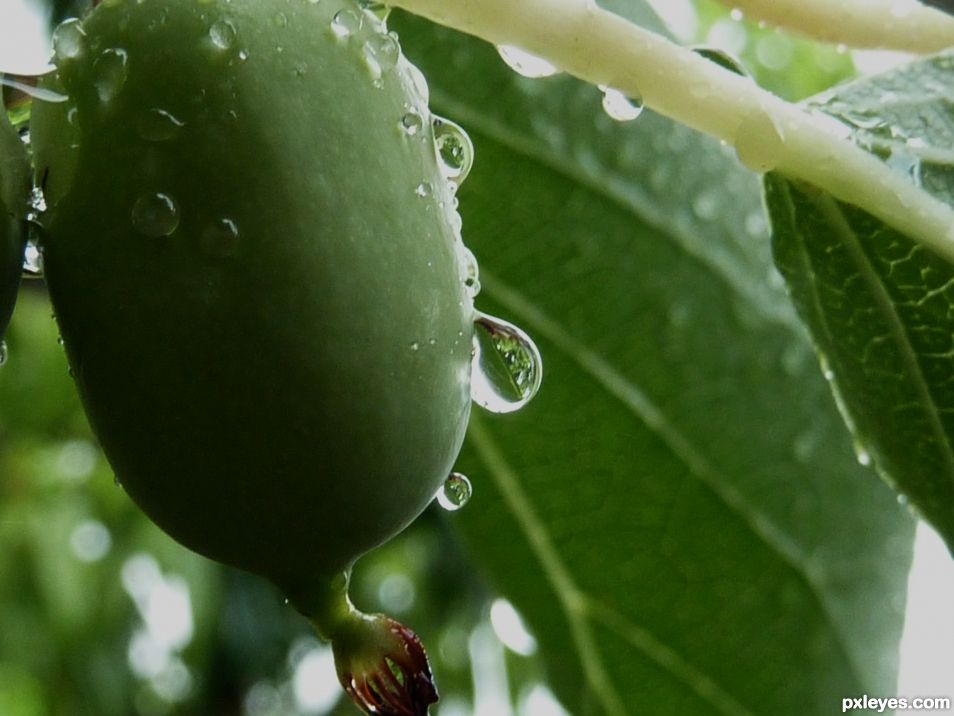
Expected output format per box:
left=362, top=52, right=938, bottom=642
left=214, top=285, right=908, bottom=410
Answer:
left=363, top=33, right=400, bottom=78
left=358, top=0, right=390, bottom=22
left=132, top=192, right=179, bottom=237
left=496, top=45, right=559, bottom=78
left=599, top=86, right=643, bottom=122
left=734, top=107, right=785, bottom=173
left=22, top=239, right=43, bottom=279
left=414, top=182, right=432, bottom=198
left=400, top=110, right=424, bottom=136
left=459, top=246, right=480, bottom=297
left=93, top=48, right=128, bottom=103
left=433, top=117, right=473, bottom=185
left=200, top=218, right=240, bottom=257
left=692, top=46, right=749, bottom=76
left=331, top=9, right=362, bottom=38
left=209, top=19, right=237, bottom=50
left=0, top=342, right=7, bottom=367
left=137, top=108, right=185, bottom=142
left=52, top=18, right=87, bottom=62
left=471, top=313, right=543, bottom=413
left=437, top=473, right=472, bottom=511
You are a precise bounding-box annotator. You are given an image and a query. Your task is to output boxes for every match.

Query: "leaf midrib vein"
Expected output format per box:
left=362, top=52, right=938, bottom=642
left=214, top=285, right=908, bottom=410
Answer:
left=811, top=193, right=954, bottom=488
left=479, top=268, right=866, bottom=691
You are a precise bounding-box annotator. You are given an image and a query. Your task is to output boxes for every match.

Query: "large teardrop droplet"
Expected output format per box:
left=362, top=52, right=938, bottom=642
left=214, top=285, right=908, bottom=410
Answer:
left=432, top=117, right=474, bottom=186
left=470, top=312, right=542, bottom=414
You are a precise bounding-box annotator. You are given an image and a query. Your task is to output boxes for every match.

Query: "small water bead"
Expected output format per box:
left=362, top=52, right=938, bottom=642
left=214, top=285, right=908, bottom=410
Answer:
left=331, top=9, right=363, bottom=39
left=432, top=117, right=474, bottom=185
left=22, top=240, right=43, bottom=279
left=437, top=473, right=472, bottom=511
left=93, top=48, right=128, bottom=103
left=209, top=19, right=237, bottom=50
left=26, top=186, right=47, bottom=219
left=400, top=110, right=424, bottom=136
left=496, top=45, right=560, bottom=79
left=53, top=18, right=87, bottom=62
left=132, top=192, right=179, bottom=237
left=363, top=33, right=400, bottom=78
left=137, top=108, right=185, bottom=142
left=471, top=313, right=543, bottom=414
left=459, top=246, right=480, bottom=297
left=0, top=341, right=7, bottom=367
left=200, top=217, right=240, bottom=257
left=414, top=182, right=432, bottom=198
left=599, top=86, right=643, bottom=122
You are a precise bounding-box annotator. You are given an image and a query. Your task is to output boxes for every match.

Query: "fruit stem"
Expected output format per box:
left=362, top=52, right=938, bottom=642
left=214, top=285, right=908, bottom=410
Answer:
left=298, top=572, right=439, bottom=716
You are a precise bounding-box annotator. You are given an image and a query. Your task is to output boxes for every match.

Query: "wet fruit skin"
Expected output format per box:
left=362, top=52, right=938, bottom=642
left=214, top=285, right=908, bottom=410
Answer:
left=31, top=0, right=474, bottom=612
left=0, top=110, right=29, bottom=342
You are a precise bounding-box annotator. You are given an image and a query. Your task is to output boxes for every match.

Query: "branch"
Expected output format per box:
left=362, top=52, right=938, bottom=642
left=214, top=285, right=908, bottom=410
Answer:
left=390, top=0, right=954, bottom=265
left=714, top=0, right=954, bottom=53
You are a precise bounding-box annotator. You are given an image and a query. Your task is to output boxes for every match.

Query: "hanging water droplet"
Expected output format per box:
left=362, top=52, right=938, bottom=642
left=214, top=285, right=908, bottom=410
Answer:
left=22, top=240, right=43, bottom=279
left=852, top=439, right=872, bottom=467
left=734, top=107, right=785, bottom=173
left=200, top=217, right=239, bottom=257
left=137, top=108, right=185, bottom=142
left=496, top=45, right=559, bottom=78
left=331, top=9, right=362, bottom=38
left=0, top=76, right=69, bottom=104
left=437, top=473, right=472, bottom=511
left=209, top=19, right=237, bottom=50
left=599, top=85, right=643, bottom=122
left=363, top=33, right=400, bottom=78
left=93, top=48, right=128, bottom=103
left=53, top=18, right=87, bottom=62
left=459, top=246, right=480, bottom=297
left=0, top=341, right=7, bottom=367
left=692, top=46, right=749, bottom=76
left=132, top=192, right=179, bottom=237
left=471, top=313, right=542, bottom=413
left=433, top=117, right=474, bottom=185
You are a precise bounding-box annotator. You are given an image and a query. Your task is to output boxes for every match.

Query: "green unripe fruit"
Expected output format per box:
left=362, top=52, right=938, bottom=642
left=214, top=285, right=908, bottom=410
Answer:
left=32, top=0, right=474, bottom=613
left=0, top=110, right=29, bottom=344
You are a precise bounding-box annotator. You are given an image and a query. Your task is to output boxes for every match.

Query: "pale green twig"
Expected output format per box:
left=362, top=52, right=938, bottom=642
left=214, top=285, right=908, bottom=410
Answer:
left=714, top=0, right=954, bottom=53
left=390, top=0, right=954, bottom=264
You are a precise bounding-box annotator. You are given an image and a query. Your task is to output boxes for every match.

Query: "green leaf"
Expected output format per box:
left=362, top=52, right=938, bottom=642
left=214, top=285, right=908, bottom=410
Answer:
left=395, top=6, right=915, bottom=716
left=765, top=53, right=954, bottom=551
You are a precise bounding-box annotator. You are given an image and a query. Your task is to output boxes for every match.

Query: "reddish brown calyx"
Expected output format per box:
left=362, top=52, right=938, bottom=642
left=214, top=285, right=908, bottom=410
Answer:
left=332, top=613, right=438, bottom=716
